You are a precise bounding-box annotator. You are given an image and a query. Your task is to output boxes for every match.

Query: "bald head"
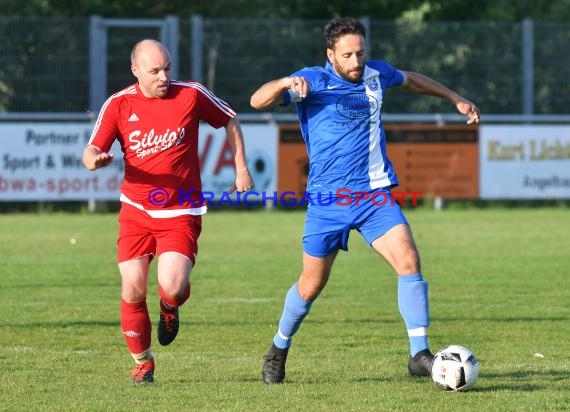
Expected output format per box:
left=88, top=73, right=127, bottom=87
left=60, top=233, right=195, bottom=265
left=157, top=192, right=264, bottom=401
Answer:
left=130, top=39, right=172, bottom=98
left=131, top=39, right=170, bottom=65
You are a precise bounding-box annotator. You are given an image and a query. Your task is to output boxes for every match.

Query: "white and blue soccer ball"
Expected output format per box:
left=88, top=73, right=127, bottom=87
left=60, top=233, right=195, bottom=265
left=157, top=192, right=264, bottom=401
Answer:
left=431, top=345, right=479, bottom=391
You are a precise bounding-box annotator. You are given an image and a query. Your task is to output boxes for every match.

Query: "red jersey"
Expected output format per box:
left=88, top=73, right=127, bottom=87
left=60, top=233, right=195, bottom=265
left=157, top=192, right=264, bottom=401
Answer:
left=88, top=80, right=235, bottom=216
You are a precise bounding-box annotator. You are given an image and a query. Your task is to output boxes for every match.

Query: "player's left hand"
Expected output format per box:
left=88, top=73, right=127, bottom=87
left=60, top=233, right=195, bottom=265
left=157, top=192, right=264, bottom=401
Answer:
left=456, top=100, right=480, bottom=124
left=229, top=169, right=253, bottom=193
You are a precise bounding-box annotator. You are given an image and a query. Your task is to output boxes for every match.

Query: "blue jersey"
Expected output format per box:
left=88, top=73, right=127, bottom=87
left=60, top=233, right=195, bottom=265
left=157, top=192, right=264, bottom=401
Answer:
left=283, top=60, right=404, bottom=194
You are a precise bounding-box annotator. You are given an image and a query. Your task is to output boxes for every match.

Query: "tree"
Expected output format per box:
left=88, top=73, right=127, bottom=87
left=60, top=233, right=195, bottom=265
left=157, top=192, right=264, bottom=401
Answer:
left=2, top=0, right=570, bottom=22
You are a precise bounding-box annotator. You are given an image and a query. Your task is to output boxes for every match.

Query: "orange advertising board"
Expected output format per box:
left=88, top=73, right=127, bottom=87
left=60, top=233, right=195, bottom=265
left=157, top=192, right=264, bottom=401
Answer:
left=278, top=124, right=310, bottom=197
left=386, top=124, right=479, bottom=199
left=277, top=123, right=479, bottom=200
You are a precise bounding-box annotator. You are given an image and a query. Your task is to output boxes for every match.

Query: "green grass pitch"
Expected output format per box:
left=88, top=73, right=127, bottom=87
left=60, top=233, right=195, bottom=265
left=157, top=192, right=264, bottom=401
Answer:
left=0, top=207, right=569, bottom=410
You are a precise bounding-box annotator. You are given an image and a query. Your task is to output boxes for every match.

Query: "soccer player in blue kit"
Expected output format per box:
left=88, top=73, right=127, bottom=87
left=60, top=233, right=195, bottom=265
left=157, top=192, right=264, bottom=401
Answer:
left=250, top=17, right=480, bottom=384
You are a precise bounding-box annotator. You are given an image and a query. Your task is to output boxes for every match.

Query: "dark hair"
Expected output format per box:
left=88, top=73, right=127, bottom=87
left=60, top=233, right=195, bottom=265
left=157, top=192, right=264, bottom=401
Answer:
left=324, top=18, right=366, bottom=49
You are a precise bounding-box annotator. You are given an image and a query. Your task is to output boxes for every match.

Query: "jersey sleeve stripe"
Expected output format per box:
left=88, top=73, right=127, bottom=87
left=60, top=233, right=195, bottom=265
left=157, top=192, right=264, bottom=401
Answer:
left=184, top=81, right=236, bottom=116
left=88, top=86, right=137, bottom=145
left=171, top=80, right=236, bottom=118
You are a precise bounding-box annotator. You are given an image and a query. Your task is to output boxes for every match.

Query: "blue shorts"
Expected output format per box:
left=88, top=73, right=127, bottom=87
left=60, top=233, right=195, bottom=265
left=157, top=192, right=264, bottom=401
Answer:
left=302, top=188, right=408, bottom=257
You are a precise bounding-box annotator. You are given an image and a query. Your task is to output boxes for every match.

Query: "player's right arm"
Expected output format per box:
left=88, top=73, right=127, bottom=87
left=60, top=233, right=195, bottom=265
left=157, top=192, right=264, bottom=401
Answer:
left=250, top=76, right=309, bottom=110
left=82, top=94, right=121, bottom=171
left=82, top=145, right=114, bottom=171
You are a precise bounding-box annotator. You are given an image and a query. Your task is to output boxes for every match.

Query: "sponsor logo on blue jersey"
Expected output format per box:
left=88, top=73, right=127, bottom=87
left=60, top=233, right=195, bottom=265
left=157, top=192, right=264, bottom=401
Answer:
left=336, top=93, right=379, bottom=119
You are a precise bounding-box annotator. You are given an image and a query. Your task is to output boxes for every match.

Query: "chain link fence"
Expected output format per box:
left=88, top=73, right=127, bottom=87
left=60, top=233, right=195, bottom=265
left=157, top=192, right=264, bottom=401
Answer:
left=0, top=16, right=569, bottom=117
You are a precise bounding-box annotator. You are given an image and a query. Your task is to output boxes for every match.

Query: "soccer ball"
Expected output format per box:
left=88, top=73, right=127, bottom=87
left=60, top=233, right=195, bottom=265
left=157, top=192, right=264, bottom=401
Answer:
left=431, top=345, right=479, bottom=391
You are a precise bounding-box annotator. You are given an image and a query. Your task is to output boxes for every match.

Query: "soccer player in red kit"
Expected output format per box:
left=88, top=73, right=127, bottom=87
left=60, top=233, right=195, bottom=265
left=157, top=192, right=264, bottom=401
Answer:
left=83, top=39, right=253, bottom=383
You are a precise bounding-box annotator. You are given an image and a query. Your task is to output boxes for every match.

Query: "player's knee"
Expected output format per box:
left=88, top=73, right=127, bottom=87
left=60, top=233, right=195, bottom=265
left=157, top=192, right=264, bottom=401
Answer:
left=159, top=282, right=190, bottom=303
left=397, top=249, right=421, bottom=274
left=297, top=280, right=324, bottom=301
left=122, top=286, right=147, bottom=303
left=298, top=289, right=318, bottom=301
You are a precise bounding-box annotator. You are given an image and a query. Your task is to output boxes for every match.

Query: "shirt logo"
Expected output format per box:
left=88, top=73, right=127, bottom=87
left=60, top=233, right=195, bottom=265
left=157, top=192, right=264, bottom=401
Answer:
left=327, top=84, right=340, bottom=90
left=364, top=78, right=379, bottom=91
left=336, top=93, right=379, bottom=119
left=128, top=127, right=186, bottom=159
left=128, top=113, right=140, bottom=122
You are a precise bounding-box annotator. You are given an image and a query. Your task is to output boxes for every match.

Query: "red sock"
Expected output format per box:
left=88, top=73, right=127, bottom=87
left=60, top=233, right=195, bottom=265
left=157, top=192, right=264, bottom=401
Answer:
left=121, top=299, right=151, bottom=357
left=158, top=283, right=191, bottom=309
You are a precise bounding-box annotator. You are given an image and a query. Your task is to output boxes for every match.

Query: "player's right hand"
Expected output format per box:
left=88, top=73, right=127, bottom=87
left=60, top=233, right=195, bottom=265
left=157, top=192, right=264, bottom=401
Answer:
left=93, top=152, right=114, bottom=169
left=288, top=76, right=309, bottom=98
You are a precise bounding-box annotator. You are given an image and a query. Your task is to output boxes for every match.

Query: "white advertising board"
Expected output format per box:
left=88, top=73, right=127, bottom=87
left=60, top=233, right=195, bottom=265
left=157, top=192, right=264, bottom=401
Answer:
left=0, top=123, right=123, bottom=200
left=0, top=122, right=277, bottom=202
left=480, top=125, right=570, bottom=199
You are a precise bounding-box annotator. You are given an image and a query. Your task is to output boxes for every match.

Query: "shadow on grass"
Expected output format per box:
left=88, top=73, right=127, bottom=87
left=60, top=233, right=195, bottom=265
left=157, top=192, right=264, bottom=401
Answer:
left=157, top=367, right=570, bottom=388
left=470, top=383, right=545, bottom=392
left=352, top=375, right=395, bottom=383
left=471, top=369, right=570, bottom=392
left=2, top=282, right=117, bottom=289
left=306, top=318, right=400, bottom=325
left=483, top=369, right=570, bottom=379
left=5, top=320, right=119, bottom=328
left=432, top=316, right=568, bottom=323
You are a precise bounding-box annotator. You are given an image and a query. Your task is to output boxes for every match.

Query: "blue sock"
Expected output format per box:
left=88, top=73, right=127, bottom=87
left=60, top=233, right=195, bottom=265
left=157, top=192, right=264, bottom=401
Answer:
left=398, top=273, right=430, bottom=357
left=273, top=283, right=313, bottom=349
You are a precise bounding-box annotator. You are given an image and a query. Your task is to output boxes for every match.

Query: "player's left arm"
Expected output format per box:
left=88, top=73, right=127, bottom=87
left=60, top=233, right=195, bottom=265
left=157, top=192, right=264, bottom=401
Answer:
left=400, top=71, right=480, bottom=124
left=224, top=117, right=253, bottom=193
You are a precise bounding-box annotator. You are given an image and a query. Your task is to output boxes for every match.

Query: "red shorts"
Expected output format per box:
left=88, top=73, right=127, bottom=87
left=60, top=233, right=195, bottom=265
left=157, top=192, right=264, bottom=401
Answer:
left=117, top=203, right=202, bottom=264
